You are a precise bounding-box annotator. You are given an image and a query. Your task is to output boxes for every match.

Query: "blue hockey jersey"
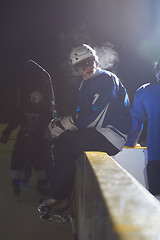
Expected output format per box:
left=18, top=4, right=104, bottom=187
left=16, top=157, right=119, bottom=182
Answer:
left=72, top=69, right=131, bottom=150
left=126, top=82, right=160, bottom=161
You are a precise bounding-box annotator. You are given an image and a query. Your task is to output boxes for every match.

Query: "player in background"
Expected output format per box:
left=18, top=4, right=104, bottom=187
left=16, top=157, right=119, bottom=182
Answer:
left=126, top=59, right=160, bottom=200
left=1, top=90, right=52, bottom=196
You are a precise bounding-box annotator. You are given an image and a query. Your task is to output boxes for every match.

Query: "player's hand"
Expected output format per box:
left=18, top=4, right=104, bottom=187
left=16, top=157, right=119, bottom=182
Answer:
left=48, top=116, right=77, bottom=139
left=48, top=124, right=64, bottom=139
left=48, top=118, right=64, bottom=139
left=135, top=143, right=141, bottom=147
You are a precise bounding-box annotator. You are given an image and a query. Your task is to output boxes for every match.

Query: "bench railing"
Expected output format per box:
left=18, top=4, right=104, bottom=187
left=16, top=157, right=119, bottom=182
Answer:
left=74, top=151, right=160, bottom=240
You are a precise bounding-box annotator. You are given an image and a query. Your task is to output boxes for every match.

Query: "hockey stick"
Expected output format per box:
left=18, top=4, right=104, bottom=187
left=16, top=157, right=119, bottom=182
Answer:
left=25, top=59, right=57, bottom=120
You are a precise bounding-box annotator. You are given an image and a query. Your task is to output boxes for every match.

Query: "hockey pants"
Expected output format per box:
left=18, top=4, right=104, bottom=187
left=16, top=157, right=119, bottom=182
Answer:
left=48, top=128, right=120, bottom=200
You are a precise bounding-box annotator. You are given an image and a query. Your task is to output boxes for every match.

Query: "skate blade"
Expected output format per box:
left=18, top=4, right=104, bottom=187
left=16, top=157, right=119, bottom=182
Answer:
left=38, top=204, right=72, bottom=216
left=40, top=213, right=71, bottom=224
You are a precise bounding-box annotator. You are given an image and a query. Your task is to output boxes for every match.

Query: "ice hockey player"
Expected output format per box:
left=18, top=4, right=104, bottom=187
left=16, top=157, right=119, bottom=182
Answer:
left=38, top=44, right=131, bottom=221
left=1, top=90, right=52, bottom=197
left=126, top=59, right=160, bottom=200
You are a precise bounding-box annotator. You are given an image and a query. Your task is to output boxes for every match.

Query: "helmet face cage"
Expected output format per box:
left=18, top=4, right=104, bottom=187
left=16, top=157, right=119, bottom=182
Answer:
left=70, top=44, right=98, bottom=66
left=73, top=56, right=96, bottom=72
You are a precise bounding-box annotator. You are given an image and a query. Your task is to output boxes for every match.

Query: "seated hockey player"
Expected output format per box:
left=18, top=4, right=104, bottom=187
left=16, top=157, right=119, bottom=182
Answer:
left=38, top=44, right=131, bottom=221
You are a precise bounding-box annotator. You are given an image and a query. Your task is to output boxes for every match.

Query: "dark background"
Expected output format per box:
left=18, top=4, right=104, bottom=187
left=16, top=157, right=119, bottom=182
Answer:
left=0, top=0, right=160, bottom=122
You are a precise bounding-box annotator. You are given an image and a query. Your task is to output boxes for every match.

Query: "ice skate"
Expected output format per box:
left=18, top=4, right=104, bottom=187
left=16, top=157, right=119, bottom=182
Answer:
left=38, top=198, right=72, bottom=224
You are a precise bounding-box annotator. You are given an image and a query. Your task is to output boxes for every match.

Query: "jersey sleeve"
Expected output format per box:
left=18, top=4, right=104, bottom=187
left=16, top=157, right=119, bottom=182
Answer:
left=126, top=88, right=147, bottom=146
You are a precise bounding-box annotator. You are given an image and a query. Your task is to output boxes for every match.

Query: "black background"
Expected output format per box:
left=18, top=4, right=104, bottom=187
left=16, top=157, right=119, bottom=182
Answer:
left=0, top=0, right=160, bottom=123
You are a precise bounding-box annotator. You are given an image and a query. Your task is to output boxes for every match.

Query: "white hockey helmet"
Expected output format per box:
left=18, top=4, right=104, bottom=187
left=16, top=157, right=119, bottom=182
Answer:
left=70, top=44, right=98, bottom=66
left=30, top=91, right=43, bottom=104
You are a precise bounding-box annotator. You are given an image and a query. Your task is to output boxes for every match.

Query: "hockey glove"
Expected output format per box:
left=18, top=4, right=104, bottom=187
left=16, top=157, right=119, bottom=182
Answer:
left=48, top=116, right=77, bottom=139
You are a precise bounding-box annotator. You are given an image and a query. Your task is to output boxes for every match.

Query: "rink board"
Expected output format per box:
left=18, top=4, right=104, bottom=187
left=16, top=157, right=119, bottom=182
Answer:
left=113, top=147, right=148, bottom=188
